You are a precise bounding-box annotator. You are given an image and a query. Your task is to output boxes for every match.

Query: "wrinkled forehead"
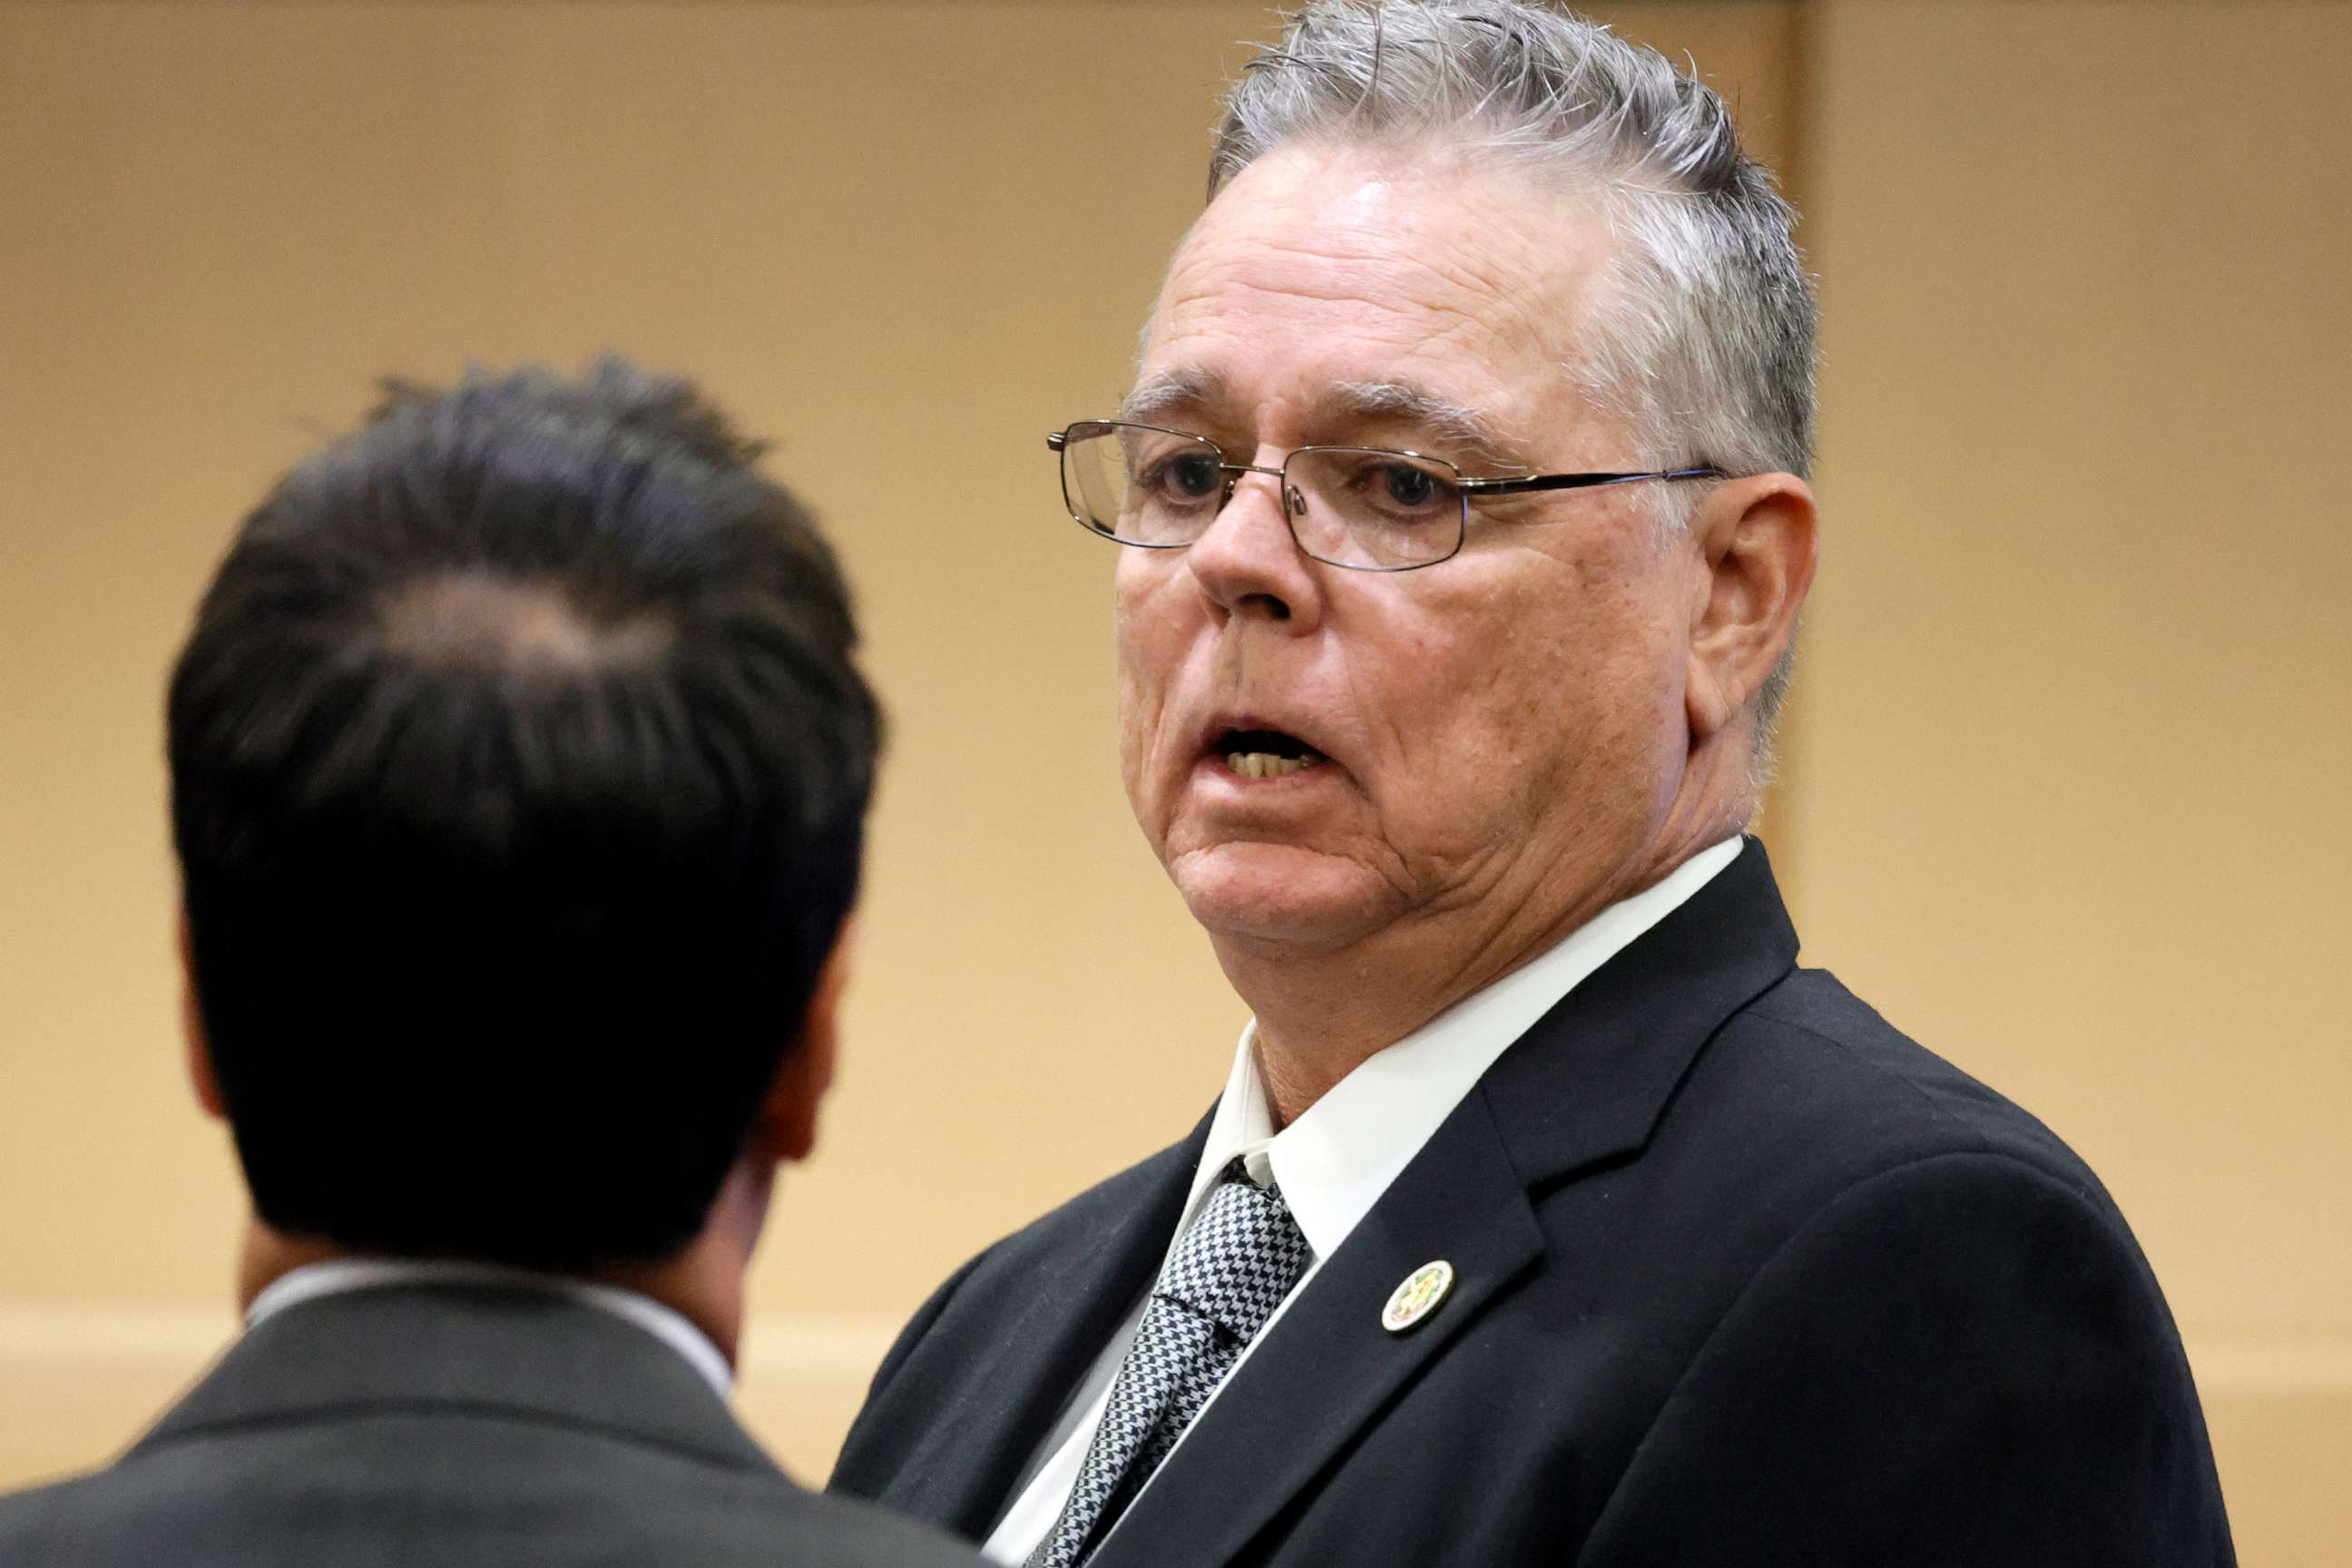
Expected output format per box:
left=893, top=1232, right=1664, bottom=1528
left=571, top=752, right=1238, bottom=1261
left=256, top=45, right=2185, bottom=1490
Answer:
left=1137, top=142, right=1621, bottom=460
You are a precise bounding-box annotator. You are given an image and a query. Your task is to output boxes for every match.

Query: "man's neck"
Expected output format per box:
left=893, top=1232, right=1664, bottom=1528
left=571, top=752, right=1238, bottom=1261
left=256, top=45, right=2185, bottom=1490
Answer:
left=593, top=1163, right=767, bottom=1365
left=234, top=1156, right=774, bottom=1366
left=1222, top=812, right=1742, bottom=1127
left=1222, top=898, right=1609, bottom=1127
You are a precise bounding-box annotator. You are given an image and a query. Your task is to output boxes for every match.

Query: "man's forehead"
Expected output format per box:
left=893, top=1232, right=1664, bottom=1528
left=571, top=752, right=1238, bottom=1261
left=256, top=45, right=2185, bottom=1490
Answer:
left=1132, top=145, right=1615, bottom=460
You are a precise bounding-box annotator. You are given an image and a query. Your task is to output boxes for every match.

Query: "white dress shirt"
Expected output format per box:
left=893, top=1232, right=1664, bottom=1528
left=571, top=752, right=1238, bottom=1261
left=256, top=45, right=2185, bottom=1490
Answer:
left=981, top=837, right=1744, bottom=1564
left=245, top=1256, right=736, bottom=1400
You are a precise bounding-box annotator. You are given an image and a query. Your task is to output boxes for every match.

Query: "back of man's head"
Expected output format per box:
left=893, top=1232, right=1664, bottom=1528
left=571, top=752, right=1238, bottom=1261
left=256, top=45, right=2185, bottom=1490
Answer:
left=168, top=357, right=880, bottom=1272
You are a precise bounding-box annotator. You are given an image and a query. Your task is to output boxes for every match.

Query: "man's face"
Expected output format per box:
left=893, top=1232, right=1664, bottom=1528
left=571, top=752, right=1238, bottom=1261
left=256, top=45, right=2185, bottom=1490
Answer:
left=1116, top=142, right=1705, bottom=958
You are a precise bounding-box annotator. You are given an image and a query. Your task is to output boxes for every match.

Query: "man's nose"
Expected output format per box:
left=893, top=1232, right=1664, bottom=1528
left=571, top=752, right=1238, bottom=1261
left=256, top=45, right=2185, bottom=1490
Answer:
left=1185, top=464, right=1324, bottom=629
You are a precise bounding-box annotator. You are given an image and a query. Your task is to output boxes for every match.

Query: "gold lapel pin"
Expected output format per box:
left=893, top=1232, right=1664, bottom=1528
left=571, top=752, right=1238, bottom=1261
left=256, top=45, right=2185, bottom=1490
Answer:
left=1381, top=1259, right=1455, bottom=1333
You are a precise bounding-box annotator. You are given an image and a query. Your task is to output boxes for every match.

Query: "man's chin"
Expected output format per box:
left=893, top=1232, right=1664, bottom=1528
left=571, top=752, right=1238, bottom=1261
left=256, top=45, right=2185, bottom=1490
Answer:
left=1166, top=841, right=1400, bottom=952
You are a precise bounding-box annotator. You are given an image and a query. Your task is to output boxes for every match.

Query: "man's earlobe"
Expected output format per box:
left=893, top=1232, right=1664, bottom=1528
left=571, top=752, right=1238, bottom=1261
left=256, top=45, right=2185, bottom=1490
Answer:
left=1683, top=473, right=1818, bottom=744
left=178, top=909, right=227, bottom=1121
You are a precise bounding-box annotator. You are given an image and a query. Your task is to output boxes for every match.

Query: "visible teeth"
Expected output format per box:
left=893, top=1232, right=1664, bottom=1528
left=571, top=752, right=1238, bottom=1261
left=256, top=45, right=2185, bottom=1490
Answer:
left=1226, top=751, right=1322, bottom=779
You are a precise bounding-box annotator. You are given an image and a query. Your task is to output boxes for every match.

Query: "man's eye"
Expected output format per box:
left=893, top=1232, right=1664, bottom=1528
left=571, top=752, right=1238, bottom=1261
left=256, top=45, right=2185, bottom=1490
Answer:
left=1144, top=453, right=1223, bottom=501
left=1351, top=460, right=1453, bottom=516
left=1382, top=465, right=1440, bottom=508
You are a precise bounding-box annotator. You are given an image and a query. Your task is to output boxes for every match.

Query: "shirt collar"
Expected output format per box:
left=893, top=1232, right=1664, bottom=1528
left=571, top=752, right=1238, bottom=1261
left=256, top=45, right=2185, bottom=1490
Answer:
left=1181, top=836, right=1747, bottom=1263
left=245, top=1256, right=735, bottom=1399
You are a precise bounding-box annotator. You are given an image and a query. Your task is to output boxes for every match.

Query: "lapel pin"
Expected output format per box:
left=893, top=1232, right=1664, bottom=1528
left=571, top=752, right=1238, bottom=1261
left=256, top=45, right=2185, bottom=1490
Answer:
left=1381, top=1259, right=1455, bottom=1333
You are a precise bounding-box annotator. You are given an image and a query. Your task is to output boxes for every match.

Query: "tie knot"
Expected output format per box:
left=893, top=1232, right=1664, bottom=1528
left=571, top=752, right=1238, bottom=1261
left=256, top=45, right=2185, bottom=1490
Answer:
left=1154, top=1171, right=1313, bottom=1343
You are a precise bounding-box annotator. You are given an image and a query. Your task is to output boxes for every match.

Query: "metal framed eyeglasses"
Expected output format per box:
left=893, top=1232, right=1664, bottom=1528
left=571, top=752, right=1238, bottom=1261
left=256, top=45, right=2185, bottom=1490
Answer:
left=1048, top=419, right=1728, bottom=572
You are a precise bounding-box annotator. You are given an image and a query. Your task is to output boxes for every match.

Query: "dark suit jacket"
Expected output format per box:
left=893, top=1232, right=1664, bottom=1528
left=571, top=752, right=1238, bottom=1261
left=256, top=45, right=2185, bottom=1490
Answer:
left=0, top=1281, right=980, bottom=1567
left=832, top=841, right=2234, bottom=1566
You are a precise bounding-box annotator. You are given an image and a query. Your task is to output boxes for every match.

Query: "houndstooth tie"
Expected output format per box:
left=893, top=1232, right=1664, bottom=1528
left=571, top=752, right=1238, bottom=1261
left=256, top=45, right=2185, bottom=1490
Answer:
left=1025, top=1164, right=1314, bottom=1568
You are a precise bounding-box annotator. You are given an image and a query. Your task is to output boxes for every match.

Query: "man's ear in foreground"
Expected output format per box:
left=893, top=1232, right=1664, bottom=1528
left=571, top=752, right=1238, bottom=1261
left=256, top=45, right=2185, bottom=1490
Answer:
left=760, top=922, right=853, bottom=1166
left=178, top=906, right=226, bottom=1122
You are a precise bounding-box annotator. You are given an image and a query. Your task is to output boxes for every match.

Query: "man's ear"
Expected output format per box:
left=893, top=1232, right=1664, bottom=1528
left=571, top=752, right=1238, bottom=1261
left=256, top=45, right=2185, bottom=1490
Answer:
left=1682, top=472, right=1818, bottom=745
left=178, top=907, right=227, bottom=1121
left=757, top=922, right=853, bottom=1166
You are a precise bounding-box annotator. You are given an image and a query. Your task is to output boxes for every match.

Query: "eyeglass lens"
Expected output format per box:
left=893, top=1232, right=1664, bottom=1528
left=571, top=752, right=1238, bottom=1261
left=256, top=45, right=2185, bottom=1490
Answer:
left=1060, top=423, right=1465, bottom=570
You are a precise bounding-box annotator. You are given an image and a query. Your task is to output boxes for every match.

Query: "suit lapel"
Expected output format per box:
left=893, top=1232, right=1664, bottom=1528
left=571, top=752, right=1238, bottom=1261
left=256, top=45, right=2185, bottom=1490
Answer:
left=1093, top=1088, right=1542, bottom=1568
left=876, top=1116, right=1212, bottom=1540
left=1478, top=837, right=1798, bottom=1189
left=1090, top=839, right=1799, bottom=1567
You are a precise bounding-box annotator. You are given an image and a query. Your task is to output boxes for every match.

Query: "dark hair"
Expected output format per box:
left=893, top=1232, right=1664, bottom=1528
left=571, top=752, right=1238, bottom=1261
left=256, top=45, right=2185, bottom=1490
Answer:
left=168, top=357, right=881, bottom=1270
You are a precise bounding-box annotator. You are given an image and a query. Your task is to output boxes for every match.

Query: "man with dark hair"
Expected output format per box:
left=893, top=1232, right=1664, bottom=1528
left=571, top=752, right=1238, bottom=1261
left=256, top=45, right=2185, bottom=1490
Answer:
left=0, top=358, right=980, bottom=1568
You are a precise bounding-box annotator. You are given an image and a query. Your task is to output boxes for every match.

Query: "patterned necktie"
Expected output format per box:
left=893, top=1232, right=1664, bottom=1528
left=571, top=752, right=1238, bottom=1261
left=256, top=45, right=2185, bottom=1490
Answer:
left=1026, top=1165, right=1314, bottom=1568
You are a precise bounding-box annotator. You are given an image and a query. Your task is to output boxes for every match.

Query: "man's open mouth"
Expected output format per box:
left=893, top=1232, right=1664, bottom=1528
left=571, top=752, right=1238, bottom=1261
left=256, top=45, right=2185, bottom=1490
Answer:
left=1215, top=727, right=1327, bottom=780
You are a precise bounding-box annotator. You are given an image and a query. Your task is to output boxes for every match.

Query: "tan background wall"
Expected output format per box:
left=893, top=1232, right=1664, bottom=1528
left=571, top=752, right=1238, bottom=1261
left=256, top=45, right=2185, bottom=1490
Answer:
left=0, top=2, right=2340, bottom=1560
left=1790, top=4, right=2352, bottom=1556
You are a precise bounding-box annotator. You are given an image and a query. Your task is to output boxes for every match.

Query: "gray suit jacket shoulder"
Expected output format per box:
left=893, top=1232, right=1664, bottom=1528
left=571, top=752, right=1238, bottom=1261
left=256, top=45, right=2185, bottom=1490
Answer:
left=0, top=1282, right=979, bottom=1568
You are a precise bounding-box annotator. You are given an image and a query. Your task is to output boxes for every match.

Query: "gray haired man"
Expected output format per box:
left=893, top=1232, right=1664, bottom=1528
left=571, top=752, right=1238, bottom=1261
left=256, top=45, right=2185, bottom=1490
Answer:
left=832, top=5, right=2233, bottom=1564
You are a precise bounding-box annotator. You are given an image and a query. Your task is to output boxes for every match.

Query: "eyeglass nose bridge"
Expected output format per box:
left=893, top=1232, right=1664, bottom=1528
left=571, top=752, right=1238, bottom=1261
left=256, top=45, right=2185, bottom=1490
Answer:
left=1217, top=459, right=1308, bottom=519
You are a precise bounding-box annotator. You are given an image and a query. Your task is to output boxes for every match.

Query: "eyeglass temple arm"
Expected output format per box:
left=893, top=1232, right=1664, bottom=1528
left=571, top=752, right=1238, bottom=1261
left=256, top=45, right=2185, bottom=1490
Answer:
left=1458, top=466, right=1728, bottom=497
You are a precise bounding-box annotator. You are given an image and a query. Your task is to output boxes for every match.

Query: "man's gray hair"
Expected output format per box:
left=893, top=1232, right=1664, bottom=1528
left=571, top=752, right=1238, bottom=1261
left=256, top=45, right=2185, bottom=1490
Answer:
left=1209, top=0, right=1814, bottom=748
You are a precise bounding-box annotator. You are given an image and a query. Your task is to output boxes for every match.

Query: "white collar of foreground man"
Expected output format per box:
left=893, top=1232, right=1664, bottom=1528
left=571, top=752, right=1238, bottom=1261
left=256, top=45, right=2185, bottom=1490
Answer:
left=1186, top=833, right=1748, bottom=1266
left=245, top=1255, right=734, bottom=1398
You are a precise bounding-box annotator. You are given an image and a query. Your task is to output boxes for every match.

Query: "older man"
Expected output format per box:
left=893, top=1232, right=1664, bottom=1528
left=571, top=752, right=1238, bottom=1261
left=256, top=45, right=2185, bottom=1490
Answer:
left=833, top=5, right=2232, bottom=1565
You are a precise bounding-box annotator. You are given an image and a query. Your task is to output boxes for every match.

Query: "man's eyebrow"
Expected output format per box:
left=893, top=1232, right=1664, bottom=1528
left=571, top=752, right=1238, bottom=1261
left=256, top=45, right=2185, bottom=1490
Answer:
left=1119, top=368, right=1224, bottom=426
left=1115, top=372, right=1523, bottom=471
left=1321, top=381, right=1524, bottom=472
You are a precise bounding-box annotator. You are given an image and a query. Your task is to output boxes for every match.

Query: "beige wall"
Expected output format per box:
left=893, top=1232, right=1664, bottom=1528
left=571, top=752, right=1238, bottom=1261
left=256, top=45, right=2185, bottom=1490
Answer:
left=0, top=0, right=2339, bottom=1557
left=1795, top=5, right=2352, bottom=1560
